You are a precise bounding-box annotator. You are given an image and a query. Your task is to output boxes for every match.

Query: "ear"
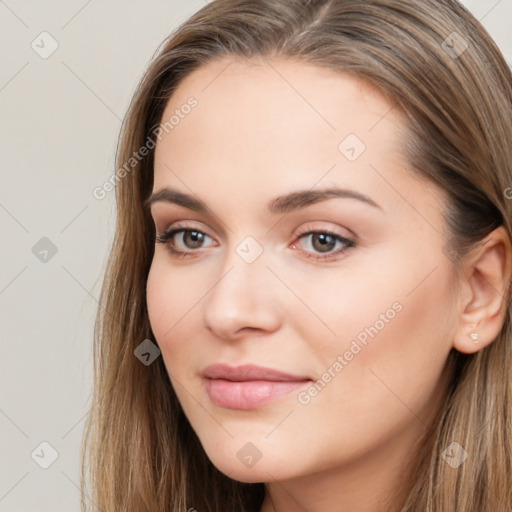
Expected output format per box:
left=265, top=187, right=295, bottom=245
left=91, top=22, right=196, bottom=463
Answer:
left=453, top=226, right=512, bottom=354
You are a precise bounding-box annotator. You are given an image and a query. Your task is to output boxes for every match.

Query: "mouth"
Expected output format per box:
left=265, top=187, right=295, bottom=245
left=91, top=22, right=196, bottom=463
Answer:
left=201, top=363, right=313, bottom=410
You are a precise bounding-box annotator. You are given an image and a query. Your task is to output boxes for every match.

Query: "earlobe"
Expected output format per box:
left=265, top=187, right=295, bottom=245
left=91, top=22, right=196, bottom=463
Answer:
left=452, top=226, right=512, bottom=355
left=453, top=323, right=483, bottom=355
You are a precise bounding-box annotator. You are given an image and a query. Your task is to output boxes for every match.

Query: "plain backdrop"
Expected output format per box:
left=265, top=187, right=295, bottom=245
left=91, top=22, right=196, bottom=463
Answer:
left=0, top=1, right=511, bottom=510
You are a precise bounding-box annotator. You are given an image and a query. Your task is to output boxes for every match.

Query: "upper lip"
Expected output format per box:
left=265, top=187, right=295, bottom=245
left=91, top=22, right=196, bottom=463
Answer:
left=201, top=364, right=312, bottom=382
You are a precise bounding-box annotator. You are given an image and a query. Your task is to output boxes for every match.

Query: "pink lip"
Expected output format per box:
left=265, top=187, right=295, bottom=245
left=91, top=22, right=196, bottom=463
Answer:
left=202, top=364, right=312, bottom=410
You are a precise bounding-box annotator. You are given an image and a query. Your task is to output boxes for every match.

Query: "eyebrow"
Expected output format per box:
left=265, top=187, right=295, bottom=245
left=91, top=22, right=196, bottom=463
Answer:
left=144, top=186, right=382, bottom=214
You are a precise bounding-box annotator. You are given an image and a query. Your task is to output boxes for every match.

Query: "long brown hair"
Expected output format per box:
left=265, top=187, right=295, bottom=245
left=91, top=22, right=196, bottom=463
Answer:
left=81, top=1, right=512, bottom=510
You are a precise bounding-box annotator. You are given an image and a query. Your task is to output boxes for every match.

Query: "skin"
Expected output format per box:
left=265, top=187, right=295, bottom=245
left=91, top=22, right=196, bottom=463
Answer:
left=146, top=56, right=511, bottom=512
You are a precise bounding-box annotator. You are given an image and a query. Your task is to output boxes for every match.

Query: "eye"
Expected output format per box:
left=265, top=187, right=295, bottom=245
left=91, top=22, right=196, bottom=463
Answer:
left=291, top=229, right=356, bottom=261
left=155, top=223, right=356, bottom=261
left=156, top=224, right=216, bottom=258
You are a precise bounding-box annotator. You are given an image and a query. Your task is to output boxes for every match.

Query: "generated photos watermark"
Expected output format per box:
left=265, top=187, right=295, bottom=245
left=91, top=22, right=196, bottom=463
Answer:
left=298, top=301, right=403, bottom=405
left=92, top=96, right=198, bottom=200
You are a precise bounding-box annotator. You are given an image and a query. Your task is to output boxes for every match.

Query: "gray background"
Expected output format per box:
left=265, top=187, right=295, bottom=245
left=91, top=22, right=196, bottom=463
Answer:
left=0, top=1, right=510, bottom=510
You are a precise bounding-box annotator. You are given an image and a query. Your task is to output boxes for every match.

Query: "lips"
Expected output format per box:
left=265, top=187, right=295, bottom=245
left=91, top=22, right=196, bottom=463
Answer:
left=201, top=364, right=313, bottom=410
left=201, top=363, right=312, bottom=382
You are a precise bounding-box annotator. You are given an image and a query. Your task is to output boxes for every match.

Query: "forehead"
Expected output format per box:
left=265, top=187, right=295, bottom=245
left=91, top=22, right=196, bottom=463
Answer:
left=151, top=56, right=438, bottom=219
left=158, top=56, right=401, bottom=143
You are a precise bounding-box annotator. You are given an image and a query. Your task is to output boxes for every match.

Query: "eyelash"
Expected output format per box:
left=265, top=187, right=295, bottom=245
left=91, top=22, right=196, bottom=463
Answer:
left=155, top=223, right=356, bottom=261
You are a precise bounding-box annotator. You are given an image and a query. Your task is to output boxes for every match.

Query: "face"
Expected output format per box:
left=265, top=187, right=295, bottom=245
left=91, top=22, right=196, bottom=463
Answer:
left=146, top=56, right=459, bottom=486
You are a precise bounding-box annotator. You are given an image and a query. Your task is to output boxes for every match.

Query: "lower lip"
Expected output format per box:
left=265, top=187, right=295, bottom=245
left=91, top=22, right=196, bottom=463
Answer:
left=204, top=379, right=311, bottom=409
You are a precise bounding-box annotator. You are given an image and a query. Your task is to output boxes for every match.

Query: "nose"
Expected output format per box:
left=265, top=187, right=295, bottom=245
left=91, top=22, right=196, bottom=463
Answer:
left=202, top=249, right=282, bottom=341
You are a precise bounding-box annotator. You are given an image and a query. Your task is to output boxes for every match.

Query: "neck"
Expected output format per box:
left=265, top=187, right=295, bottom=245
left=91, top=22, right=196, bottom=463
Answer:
left=260, top=423, right=424, bottom=512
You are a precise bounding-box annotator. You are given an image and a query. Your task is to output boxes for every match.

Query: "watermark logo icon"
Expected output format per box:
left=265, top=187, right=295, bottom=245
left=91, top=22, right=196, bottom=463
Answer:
left=441, top=32, right=468, bottom=59
left=134, top=339, right=161, bottom=366
left=338, top=134, right=366, bottom=162
left=32, top=237, right=58, bottom=263
left=236, top=236, right=263, bottom=264
left=31, top=32, right=59, bottom=59
left=31, top=441, right=59, bottom=469
left=441, top=441, right=468, bottom=469
left=237, top=442, right=263, bottom=468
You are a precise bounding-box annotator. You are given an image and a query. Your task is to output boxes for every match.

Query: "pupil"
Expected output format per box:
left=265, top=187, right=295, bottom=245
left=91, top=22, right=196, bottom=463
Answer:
left=313, top=233, right=335, bottom=253
left=185, top=230, right=204, bottom=248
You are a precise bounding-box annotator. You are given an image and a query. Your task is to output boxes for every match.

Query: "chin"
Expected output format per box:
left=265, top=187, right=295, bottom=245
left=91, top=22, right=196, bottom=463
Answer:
left=203, top=446, right=293, bottom=484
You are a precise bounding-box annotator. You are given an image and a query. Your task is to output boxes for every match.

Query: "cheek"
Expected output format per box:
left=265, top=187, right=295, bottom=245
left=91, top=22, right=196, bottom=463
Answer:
left=146, top=257, right=213, bottom=378
left=146, top=260, right=192, bottom=352
left=146, top=261, right=172, bottom=340
left=298, top=259, right=456, bottom=437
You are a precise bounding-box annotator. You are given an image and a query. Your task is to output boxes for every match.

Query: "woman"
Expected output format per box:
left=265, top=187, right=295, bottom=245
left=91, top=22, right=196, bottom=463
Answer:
left=81, top=1, right=512, bottom=510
